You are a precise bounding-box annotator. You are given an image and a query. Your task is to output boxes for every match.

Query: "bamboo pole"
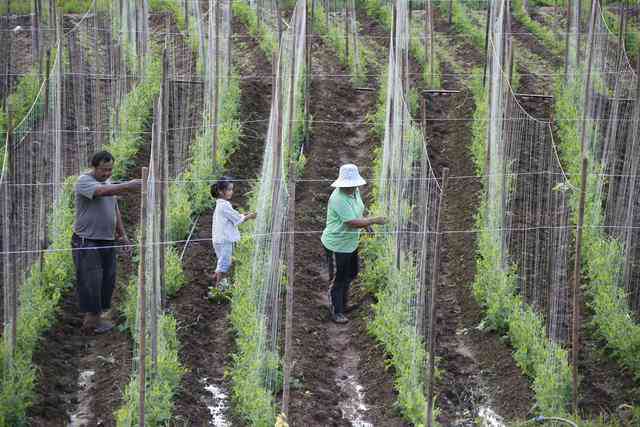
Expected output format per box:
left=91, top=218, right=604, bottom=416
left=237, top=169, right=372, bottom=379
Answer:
left=426, top=167, right=448, bottom=427
left=578, top=0, right=597, bottom=159
left=6, top=120, right=16, bottom=358
left=138, top=166, right=149, bottom=426
left=571, top=157, right=588, bottom=415
left=564, top=0, right=572, bottom=81
left=482, top=1, right=491, bottom=88
left=212, top=0, right=220, bottom=169
left=344, top=0, right=349, bottom=67
left=282, top=18, right=300, bottom=416
left=426, top=0, right=434, bottom=88
left=160, top=49, right=169, bottom=308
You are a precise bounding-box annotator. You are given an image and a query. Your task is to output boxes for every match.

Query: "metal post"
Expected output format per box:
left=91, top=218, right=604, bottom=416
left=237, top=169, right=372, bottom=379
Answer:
left=138, top=167, right=149, bottom=426
left=571, top=157, right=588, bottom=415
left=426, top=167, right=448, bottom=427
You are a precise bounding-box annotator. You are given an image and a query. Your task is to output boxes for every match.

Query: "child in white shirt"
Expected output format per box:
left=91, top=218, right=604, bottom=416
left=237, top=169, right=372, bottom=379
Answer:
left=211, top=176, right=256, bottom=286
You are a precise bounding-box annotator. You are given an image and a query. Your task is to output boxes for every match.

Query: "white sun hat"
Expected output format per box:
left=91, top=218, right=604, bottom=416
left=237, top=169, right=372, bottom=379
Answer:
left=331, top=164, right=366, bottom=188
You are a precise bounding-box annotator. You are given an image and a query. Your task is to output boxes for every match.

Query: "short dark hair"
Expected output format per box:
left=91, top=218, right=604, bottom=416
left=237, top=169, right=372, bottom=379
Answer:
left=211, top=176, right=233, bottom=198
left=91, top=151, right=114, bottom=167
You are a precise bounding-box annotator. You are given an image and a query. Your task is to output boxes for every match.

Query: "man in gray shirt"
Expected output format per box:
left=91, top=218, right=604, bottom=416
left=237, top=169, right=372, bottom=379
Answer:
left=72, top=151, right=141, bottom=333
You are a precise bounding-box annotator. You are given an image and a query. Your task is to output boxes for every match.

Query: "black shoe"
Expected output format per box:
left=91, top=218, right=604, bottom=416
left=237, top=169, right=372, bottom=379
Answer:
left=332, top=313, right=348, bottom=324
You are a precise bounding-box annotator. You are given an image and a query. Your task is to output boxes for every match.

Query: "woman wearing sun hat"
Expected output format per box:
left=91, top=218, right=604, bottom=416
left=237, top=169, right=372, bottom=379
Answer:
left=321, top=164, right=386, bottom=324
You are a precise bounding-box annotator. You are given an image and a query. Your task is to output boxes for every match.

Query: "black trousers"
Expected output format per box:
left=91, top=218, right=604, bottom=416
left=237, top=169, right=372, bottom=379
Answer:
left=72, top=234, right=117, bottom=315
left=324, top=247, right=359, bottom=315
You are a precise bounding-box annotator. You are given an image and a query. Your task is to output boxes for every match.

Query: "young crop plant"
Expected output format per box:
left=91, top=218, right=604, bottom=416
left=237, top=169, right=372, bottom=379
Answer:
left=0, top=177, right=77, bottom=425
left=233, top=0, right=278, bottom=57
left=512, top=0, right=564, bottom=55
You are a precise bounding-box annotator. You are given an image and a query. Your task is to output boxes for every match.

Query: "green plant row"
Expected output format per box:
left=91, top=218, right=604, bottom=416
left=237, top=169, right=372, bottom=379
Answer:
left=233, top=0, right=278, bottom=58
left=114, top=246, right=187, bottom=426
left=358, top=0, right=442, bottom=88
left=469, top=70, right=572, bottom=415
left=554, top=75, right=640, bottom=380
left=434, top=0, right=485, bottom=52
left=512, top=0, right=564, bottom=56
left=0, top=176, right=77, bottom=425
left=356, top=59, right=438, bottom=425
left=312, top=1, right=369, bottom=85
left=602, top=9, right=640, bottom=61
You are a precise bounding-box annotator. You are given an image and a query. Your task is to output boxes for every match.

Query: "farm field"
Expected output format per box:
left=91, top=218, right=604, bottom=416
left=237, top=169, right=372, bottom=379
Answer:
left=1, top=0, right=640, bottom=426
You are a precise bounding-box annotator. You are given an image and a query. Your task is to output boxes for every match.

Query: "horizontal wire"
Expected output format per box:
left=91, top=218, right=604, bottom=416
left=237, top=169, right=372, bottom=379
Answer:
left=2, top=223, right=638, bottom=256
left=5, top=170, right=636, bottom=187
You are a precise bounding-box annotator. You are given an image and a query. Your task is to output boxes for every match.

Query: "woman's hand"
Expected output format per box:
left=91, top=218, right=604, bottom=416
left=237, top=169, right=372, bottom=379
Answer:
left=369, top=216, right=386, bottom=225
left=245, top=212, right=257, bottom=220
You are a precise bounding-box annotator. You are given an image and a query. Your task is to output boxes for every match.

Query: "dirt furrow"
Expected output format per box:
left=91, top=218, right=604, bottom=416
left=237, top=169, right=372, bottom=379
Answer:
left=287, top=23, right=408, bottom=425
left=423, top=9, right=536, bottom=425
left=169, top=17, right=271, bottom=426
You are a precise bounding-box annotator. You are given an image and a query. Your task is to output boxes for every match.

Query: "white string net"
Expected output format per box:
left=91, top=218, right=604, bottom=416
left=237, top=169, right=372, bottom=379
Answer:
left=484, top=0, right=572, bottom=343
left=242, top=0, right=305, bottom=408
left=566, top=0, right=640, bottom=316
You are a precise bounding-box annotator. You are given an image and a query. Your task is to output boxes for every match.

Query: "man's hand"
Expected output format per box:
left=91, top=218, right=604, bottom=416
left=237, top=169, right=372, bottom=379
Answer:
left=245, top=212, right=257, bottom=220
left=126, top=179, right=142, bottom=190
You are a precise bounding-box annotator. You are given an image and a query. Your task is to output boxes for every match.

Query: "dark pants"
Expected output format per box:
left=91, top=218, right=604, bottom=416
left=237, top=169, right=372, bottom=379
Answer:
left=72, top=234, right=117, bottom=315
left=325, top=247, right=359, bottom=315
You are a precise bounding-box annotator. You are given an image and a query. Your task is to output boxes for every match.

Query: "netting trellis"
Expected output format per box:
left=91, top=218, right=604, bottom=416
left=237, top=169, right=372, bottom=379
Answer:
left=484, top=0, right=573, bottom=344
left=229, top=0, right=306, bottom=423
left=565, top=0, right=640, bottom=315
left=366, top=1, right=443, bottom=425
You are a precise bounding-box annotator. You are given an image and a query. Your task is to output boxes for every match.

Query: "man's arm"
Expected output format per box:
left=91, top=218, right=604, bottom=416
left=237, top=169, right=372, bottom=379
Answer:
left=94, top=179, right=142, bottom=197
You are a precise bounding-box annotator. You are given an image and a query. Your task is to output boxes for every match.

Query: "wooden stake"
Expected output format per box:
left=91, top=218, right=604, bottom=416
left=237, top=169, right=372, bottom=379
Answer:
left=138, top=166, right=149, bottom=426
left=448, top=0, right=453, bottom=24
left=571, top=157, right=588, bottom=416
left=426, top=167, right=448, bottom=427
left=159, top=49, right=169, bottom=308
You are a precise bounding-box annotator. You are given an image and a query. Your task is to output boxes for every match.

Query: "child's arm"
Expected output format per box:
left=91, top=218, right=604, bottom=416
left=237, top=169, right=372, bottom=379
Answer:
left=222, top=201, right=245, bottom=225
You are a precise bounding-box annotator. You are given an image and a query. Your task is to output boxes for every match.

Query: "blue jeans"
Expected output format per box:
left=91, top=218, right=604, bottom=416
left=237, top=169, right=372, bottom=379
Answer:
left=214, top=242, right=234, bottom=273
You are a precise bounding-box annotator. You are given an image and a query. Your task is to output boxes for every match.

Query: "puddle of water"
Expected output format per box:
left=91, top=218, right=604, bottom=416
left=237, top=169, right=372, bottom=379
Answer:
left=68, top=369, right=96, bottom=427
left=477, top=406, right=506, bottom=427
left=201, top=378, right=230, bottom=427
left=335, top=374, right=373, bottom=427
